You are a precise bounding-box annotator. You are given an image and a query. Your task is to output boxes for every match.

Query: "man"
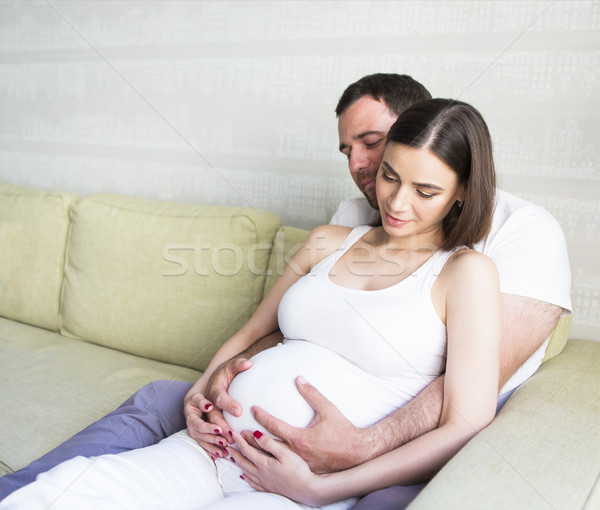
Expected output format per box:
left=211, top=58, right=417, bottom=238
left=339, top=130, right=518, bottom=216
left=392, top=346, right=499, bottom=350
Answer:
left=0, top=74, right=572, bottom=508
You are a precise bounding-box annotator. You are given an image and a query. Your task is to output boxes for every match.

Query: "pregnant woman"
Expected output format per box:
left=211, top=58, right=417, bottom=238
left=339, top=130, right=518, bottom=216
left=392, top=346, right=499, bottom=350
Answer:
left=1, top=98, right=501, bottom=510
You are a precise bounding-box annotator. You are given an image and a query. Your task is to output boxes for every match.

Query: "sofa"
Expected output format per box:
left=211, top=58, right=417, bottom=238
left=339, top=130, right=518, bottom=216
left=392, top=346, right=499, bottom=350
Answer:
left=0, top=182, right=598, bottom=509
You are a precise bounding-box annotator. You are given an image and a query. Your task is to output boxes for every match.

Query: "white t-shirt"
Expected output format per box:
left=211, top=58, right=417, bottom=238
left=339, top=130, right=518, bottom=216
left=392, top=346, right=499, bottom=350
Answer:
left=329, top=190, right=572, bottom=394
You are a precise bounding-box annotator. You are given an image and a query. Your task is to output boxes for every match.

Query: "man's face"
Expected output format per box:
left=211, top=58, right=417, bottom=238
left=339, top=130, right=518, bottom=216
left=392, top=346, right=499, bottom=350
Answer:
left=338, top=96, right=398, bottom=209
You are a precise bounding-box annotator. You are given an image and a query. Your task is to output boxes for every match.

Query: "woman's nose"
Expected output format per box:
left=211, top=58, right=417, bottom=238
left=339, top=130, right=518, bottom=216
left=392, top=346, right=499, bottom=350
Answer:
left=388, top=186, right=410, bottom=212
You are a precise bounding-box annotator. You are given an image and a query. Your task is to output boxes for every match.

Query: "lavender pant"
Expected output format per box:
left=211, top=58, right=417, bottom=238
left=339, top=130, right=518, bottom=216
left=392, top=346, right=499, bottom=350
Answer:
left=0, top=381, right=516, bottom=508
left=0, top=380, right=192, bottom=501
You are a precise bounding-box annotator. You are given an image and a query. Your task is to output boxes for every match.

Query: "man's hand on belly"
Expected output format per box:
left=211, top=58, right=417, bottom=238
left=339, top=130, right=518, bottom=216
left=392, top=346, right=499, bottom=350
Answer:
left=251, top=376, right=372, bottom=474
left=185, top=357, right=253, bottom=457
left=206, top=357, right=254, bottom=420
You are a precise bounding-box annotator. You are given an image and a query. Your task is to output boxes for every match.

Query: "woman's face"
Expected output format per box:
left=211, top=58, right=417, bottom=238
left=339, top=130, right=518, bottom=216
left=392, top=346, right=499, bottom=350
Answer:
left=376, top=142, right=465, bottom=247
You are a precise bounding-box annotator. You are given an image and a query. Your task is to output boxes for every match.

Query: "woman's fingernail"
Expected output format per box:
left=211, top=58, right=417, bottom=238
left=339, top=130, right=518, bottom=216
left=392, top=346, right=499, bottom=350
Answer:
left=253, top=430, right=263, bottom=440
left=218, top=440, right=226, bottom=447
left=214, top=428, right=221, bottom=434
left=204, top=404, right=212, bottom=411
left=297, top=375, right=307, bottom=384
left=240, top=475, right=245, bottom=480
left=230, top=456, right=236, bottom=463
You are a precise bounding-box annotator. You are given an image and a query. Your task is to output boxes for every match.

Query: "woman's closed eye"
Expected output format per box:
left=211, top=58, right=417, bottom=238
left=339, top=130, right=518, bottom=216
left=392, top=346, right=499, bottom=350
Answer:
left=382, top=171, right=397, bottom=183
left=416, top=189, right=435, bottom=199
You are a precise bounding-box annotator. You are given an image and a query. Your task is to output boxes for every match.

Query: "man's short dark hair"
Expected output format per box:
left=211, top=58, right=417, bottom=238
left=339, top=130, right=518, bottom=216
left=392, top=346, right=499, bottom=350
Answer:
left=335, top=73, right=432, bottom=118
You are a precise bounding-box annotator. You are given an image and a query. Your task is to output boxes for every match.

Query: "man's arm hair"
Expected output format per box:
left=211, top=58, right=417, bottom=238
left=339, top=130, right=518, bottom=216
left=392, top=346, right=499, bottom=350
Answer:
left=355, top=375, right=445, bottom=464
left=234, top=330, right=283, bottom=361
left=498, top=294, right=562, bottom=388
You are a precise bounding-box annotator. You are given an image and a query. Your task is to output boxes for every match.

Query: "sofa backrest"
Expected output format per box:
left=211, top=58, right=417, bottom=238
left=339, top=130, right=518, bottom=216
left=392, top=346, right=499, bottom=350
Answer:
left=262, top=226, right=310, bottom=298
left=0, top=183, right=76, bottom=331
left=0, top=180, right=572, bottom=373
left=58, top=194, right=281, bottom=371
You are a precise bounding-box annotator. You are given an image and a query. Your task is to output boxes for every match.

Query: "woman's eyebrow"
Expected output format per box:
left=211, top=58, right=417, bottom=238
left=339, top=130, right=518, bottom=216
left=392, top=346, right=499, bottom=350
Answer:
left=415, top=182, right=444, bottom=191
left=383, top=161, right=444, bottom=191
left=382, top=160, right=397, bottom=174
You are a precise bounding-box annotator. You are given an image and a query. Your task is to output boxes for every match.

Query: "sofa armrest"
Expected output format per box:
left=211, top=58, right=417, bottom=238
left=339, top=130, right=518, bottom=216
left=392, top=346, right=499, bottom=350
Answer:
left=408, top=339, right=600, bottom=510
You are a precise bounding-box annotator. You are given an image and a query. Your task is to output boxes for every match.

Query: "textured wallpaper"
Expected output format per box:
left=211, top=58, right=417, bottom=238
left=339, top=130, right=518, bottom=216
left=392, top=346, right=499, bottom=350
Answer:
left=0, top=0, right=598, bottom=341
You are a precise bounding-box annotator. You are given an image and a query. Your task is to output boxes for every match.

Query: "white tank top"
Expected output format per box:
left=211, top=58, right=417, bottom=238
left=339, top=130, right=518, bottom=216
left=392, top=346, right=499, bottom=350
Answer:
left=225, top=226, right=456, bottom=435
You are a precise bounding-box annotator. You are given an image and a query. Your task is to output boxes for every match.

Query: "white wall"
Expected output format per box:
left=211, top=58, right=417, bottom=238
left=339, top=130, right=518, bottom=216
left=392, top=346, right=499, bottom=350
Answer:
left=0, top=0, right=598, bottom=340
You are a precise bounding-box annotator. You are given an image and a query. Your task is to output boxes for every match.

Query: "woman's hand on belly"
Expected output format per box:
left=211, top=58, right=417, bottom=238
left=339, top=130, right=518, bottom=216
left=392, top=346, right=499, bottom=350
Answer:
left=185, top=357, right=254, bottom=459
left=229, top=430, right=327, bottom=507
left=250, top=378, right=368, bottom=474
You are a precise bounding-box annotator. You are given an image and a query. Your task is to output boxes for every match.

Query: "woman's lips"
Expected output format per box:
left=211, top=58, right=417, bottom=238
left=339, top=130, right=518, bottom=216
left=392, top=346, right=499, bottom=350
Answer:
left=385, top=212, right=409, bottom=227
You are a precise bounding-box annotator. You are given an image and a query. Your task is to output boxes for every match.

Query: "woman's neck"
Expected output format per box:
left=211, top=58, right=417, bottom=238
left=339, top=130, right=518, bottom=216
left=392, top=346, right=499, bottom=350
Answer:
left=371, top=226, right=444, bottom=254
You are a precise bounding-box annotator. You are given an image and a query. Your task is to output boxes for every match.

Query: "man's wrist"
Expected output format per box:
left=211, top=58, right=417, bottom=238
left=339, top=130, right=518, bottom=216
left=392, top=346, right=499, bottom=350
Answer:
left=354, top=419, right=397, bottom=464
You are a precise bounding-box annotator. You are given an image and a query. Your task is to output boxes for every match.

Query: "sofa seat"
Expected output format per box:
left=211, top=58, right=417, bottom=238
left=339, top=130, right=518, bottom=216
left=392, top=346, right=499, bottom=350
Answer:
left=0, top=317, right=201, bottom=477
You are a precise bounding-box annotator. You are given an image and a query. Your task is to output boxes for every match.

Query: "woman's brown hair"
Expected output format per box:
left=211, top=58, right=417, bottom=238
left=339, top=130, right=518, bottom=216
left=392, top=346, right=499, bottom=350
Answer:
left=386, top=98, right=496, bottom=250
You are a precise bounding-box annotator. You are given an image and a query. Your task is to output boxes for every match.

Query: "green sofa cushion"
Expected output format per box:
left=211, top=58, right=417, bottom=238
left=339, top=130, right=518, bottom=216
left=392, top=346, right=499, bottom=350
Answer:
left=0, top=317, right=201, bottom=476
left=0, top=183, right=76, bottom=332
left=262, top=226, right=310, bottom=297
left=59, top=195, right=281, bottom=371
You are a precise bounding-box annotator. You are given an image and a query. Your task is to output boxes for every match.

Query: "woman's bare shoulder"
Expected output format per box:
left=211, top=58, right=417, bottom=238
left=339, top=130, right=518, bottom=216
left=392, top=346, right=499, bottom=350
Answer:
left=290, top=225, right=353, bottom=273
left=444, top=248, right=499, bottom=288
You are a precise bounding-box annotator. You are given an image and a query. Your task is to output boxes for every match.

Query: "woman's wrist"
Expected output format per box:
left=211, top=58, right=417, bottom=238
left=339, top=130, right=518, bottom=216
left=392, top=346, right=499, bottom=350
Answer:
left=303, top=471, right=356, bottom=507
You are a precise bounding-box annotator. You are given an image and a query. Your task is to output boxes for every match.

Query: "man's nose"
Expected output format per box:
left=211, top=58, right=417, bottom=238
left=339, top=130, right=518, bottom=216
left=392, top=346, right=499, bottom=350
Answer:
left=348, top=148, right=369, bottom=173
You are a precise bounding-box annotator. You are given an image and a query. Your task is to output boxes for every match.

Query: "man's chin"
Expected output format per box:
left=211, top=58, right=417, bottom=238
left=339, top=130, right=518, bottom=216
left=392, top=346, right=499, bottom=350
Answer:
left=363, top=193, right=379, bottom=210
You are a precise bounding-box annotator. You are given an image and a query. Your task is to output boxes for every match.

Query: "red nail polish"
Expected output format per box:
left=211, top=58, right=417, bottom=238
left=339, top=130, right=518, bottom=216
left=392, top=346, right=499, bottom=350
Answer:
left=240, top=475, right=245, bottom=480
left=204, top=404, right=212, bottom=411
left=253, top=430, right=263, bottom=439
left=230, top=457, right=236, bottom=463
left=214, top=429, right=220, bottom=434
left=219, top=440, right=225, bottom=447
left=223, top=447, right=229, bottom=455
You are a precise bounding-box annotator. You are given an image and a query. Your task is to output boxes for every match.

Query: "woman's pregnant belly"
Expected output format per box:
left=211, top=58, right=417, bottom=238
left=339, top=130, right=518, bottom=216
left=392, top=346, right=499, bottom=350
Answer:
left=224, top=339, right=417, bottom=437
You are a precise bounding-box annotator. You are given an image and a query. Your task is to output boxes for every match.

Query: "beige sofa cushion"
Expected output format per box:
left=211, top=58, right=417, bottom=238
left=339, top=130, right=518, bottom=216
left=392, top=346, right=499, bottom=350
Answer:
left=0, top=183, right=76, bottom=331
left=59, top=195, right=281, bottom=371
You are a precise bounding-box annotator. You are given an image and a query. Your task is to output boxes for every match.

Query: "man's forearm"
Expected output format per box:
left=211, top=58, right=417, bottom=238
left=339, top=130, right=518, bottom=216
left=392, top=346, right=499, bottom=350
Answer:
left=357, top=375, right=445, bottom=463
left=186, top=329, right=284, bottom=402
left=235, top=329, right=283, bottom=361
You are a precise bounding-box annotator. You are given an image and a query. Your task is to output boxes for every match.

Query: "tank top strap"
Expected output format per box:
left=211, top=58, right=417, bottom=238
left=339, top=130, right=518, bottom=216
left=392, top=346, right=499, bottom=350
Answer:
left=335, top=225, right=374, bottom=253
left=429, top=246, right=469, bottom=277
